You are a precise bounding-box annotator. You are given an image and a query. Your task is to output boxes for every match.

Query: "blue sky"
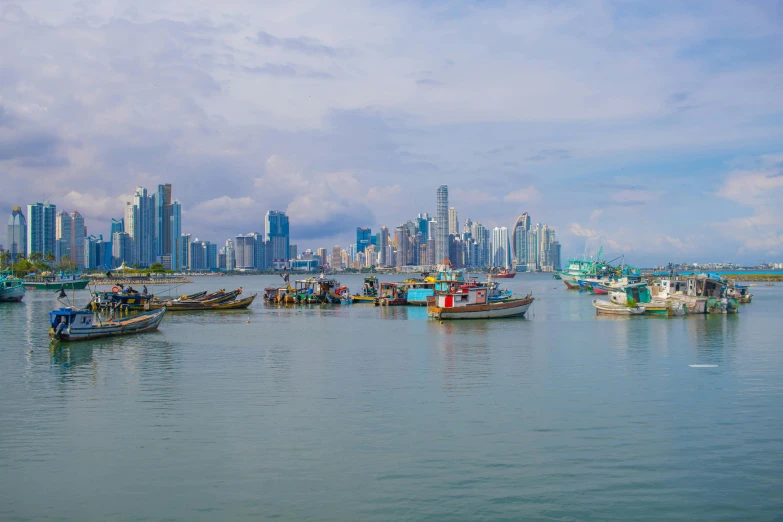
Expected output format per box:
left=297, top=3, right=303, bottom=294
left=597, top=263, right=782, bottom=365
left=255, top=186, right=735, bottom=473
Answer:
left=1, top=0, right=782, bottom=265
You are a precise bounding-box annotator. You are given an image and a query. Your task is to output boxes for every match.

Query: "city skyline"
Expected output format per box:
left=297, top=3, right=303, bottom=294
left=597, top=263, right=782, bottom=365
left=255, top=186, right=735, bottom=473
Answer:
left=1, top=1, right=782, bottom=265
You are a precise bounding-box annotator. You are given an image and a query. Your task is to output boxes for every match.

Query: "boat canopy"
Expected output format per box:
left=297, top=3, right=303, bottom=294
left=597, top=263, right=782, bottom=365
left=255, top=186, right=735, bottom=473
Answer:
left=49, top=308, right=93, bottom=328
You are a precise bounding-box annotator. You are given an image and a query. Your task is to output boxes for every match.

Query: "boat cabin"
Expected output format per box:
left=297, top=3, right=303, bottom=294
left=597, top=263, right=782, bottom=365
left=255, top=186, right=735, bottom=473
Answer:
left=362, top=276, right=379, bottom=297
left=433, top=286, right=488, bottom=309
left=49, top=308, right=94, bottom=329
left=616, top=283, right=653, bottom=304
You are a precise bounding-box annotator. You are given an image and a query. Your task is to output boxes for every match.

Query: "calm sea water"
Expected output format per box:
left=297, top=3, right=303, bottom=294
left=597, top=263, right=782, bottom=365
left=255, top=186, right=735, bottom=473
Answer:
left=1, top=274, right=782, bottom=521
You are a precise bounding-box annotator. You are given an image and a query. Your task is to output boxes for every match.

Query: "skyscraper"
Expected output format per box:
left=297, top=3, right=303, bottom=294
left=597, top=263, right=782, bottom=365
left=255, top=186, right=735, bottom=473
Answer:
left=378, top=226, right=389, bottom=266
left=527, top=224, right=540, bottom=271
left=224, top=239, right=235, bottom=271
left=356, top=227, right=372, bottom=253
left=55, top=211, right=72, bottom=261
left=84, top=234, right=103, bottom=269
left=7, top=206, right=27, bottom=262
left=70, top=210, right=85, bottom=267
left=395, top=225, right=409, bottom=267
left=448, top=207, right=459, bottom=236
left=170, top=202, right=182, bottom=270
left=235, top=234, right=256, bottom=269
left=436, top=185, right=448, bottom=263
left=155, top=183, right=172, bottom=259
left=130, top=187, right=156, bottom=267
left=512, top=213, right=531, bottom=268
left=317, top=248, right=327, bottom=267
left=112, top=232, right=132, bottom=268
left=491, top=226, right=510, bottom=269
left=332, top=245, right=342, bottom=269
left=265, top=210, right=289, bottom=262
left=427, top=219, right=437, bottom=265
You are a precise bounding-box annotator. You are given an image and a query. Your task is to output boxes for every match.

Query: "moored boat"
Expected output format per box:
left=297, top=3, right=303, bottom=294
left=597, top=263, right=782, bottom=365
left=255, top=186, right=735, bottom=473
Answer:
left=592, top=298, right=644, bottom=315
left=427, top=286, right=533, bottom=320
left=489, top=267, right=516, bottom=278
left=351, top=276, right=379, bottom=304
left=24, top=273, right=90, bottom=290
left=49, top=307, right=166, bottom=341
left=376, top=282, right=407, bottom=306
left=0, top=275, right=26, bottom=302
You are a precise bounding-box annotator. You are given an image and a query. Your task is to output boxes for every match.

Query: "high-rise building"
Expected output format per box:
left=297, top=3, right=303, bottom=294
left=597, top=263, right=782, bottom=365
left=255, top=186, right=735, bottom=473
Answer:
left=378, top=226, right=389, bottom=266
left=317, top=248, right=327, bottom=267
left=112, top=232, right=132, bottom=268
left=289, top=244, right=298, bottom=260
left=356, top=227, right=372, bottom=253
left=265, top=210, right=289, bottom=262
left=155, top=184, right=172, bottom=259
left=70, top=210, right=85, bottom=267
left=55, top=211, right=72, bottom=261
left=527, top=224, right=540, bottom=271
left=169, top=202, right=182, bottom=270
left=448, top=207, right=458, bottom=236
left=224, top=239, right=235, bottom=271
left=491, top=226, right=510, bottom=269
left=416, top=214, right=430, bottom=243
left=7, top=206, right=27, bottom=262
left=332, top=245, right=342, bottom=269
left=235, top=234, right=256, bottom=269
left=126, top=187, right=156, bottom=267
left=436, top=185, right=448, bottom=263
left=253, top=232, right=269, bottom=270
left=26, top=202, right=56, bottom=259
left=207, top=243, right=217, bottom=270
left=189, top=240, right=207, bottom=270
left=364, top=245, right=376, bottom=267
left=84, top=234, right=104, bottom=269
left=395, top=225, right=409, bottom=267
left=512, top=213, right=531, bottom=269
left=178, top=233, right=192, bottom=270
left=427, top=219, right=437, bottom=265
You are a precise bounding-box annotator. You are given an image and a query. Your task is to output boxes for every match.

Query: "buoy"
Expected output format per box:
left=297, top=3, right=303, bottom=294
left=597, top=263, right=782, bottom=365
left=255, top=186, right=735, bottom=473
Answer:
left=111, top=286, right=120, bottom=293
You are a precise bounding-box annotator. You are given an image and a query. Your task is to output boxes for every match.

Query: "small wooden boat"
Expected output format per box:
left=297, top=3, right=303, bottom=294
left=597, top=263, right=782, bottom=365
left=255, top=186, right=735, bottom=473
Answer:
left=592, top=299, right=644, bottom=315
left=765, top=283, right=775, bottom=287
left=49, top=307, right=166, bottom=341
left=376, top=282, right=407, bottom=306
left=427, top=286, right=533, bottom=320
left=351, top=276, right=379, bottom=303
left=211, top=294, right=257, bottom=310
left=0, top=276, right=25, bottom=302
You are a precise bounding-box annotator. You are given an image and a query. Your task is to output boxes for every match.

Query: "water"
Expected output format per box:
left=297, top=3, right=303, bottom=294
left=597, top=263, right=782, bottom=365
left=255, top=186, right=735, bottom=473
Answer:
left=1, top=274, right=782, bottom=521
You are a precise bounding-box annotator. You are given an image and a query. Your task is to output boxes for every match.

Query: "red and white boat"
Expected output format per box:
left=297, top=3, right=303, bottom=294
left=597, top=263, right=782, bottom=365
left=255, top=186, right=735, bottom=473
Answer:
left=489, top=268, right=516, bottom=279
left=427, top=285, right=533, bottom=320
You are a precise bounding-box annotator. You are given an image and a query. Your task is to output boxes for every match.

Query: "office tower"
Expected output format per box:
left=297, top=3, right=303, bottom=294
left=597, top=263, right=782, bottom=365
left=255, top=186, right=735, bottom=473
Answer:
left=317, top=248, right=327, bottom=267
left=169, top=202, right=181, bottom=270
left=70, top=211, right=85, bottom=267
left=26, top=203, right=42, bottom=256
left=289, top=244, right=298, bottom=260
left=512, top=213, right=531, bottom=268
left=527, top=224, right=540, bottom=271
left=155, top=184, right=172, bottom=258
left=189, top=240, right=206, bottom=270
left=7, top=206, right=27, bottom=261
left=378, top=226, right=389, bottom=266
left=253, top=232, right=268, bottom=270
left=179, top=233, right=192, bottom=269
left=463, top=218, right=473, bottom=240
left=395, top=225, right=409, bottom=267
left=448, top=207, right=458, bottom=236
left=416, top=214, right=430, bottom=243
left=356, top=227, right=372, bottom=253
left=491, top=226, right=510, bottom=269
left=426, top=219, right=437, bottom=265
left=364, top=245, right=376, bottom=267
left=55, top=211, right=72, bottom=261
left=436, top=185, right=448, bottom=264
left=265, top=210, right=289, bottom=262
left=551, top=240, right=561, bottom=271
left=331, top=245, right=341, bottom=268
left=207, top=243, right=217, bottom=270
left=112, top=232, right=132, bottom=268
left=234, top=234, right=256, bottom=269
left=224, top=239, right=235, bottom=271
left=84, top=234, right=103, bottom=269
left=126, top=187, right=156, bottom=267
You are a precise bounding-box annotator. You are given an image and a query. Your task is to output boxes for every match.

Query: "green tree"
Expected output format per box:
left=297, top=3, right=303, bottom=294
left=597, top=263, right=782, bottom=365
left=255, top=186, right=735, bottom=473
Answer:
left=149, top=262, right=165, bottom=273
left=0, top=251, right=9, bottom=269
left=28, top=252, right=42, bottom=263
left=44, top=252, right=55, bottom=270
left=55, top=254, right=76, bottom=273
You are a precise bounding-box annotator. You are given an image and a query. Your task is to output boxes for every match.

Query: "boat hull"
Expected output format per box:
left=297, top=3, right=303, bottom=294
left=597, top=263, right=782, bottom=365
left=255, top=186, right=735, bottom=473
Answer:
left=0, top=285, right=26, bottom=302
left=25, top=279, right=90, bottom=290
left=351, top=295, right=376, bottom=304
left=428, top=297, right=533, bottom=320
left=50, top=308, right=166, bottom=342
left=592, top=299, right=644, bottom=315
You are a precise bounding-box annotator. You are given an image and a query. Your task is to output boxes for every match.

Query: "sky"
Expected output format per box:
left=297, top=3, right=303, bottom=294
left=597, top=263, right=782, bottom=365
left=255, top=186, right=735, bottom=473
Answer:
left=1, top=0, right=782, bottom=266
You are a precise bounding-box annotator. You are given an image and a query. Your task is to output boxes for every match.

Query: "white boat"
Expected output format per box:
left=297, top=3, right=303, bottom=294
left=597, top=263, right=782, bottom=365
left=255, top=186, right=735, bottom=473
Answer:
left=592, top=299, right=644, bottom=315
left=49, top=307, right=166, bottom=341
left=427, top=284, right=533, bottom=320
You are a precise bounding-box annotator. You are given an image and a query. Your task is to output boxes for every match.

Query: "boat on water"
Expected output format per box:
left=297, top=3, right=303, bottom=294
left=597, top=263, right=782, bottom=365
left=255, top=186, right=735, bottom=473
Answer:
left=24, top=273, right=90, bottom=290
left=0, top=274, right=25, bottom=302
left=489, top=267, right=516, bottom=279
left=151, top=289, right=256, bottom=311
left=351, top=276, right=379, bottom=304
left=557, top=248, right=642, bottom=290
left=92, top=289, right=156, bottom=311
left=376, top=282, right=407, bottom=306
left=592, top=298, right=644, bottom=315
left=609, top=283, right=686, bottom=316
left=264, top=286, right=296, bottom=304
left=727, top=283, right=753, bottom=304
left=402, top=277, right=436, bottom=306
left=49, top=307, right=166, bottom=341
left=427, top=285, right=533, bottom=320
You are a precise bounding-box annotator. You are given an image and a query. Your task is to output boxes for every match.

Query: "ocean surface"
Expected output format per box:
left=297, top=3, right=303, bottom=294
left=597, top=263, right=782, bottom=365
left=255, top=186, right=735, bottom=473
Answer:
left=1, top=273, right=782, bottom=521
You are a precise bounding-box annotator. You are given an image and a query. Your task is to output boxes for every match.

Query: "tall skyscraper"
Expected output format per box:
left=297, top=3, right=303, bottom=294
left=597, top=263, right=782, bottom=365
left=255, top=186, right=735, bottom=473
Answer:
left=448, top=207, right=458, bottom=236
left=112, top=232, right=132, bottom=268
left=155, top=183, right=172, bottom=259
left=427, top=219, right=437, bottom=265
left=70, top=210, right=85, bottom=267
left=26, top=202, right=56, bottom=258
left=289, top=244, right=298, bottom=260
left=317, top=248, right=327, bottom=267
left=224, top=239, right=235, bottom=271
left=395, top=225, right=409, bottom=267
left=178, top=233, right=192, bottom=270
left=491, top=226, right=510, bottom=268
left=7, top=206, right=27, bottom=262
left=356, top=227, right=372, bottom=253
left=512, top=213, right=531, bottom=268
left=378, top=226, right=389, bottom=266
left=55, top=211, right=72, bottom=261
left=234, top=234, right=256, bottom=269
left=265, top=210, right=289, bottom=262
left=84, top=234, right=103, bottom=269
left=436, top=185, right=448, bottom=263
left=527, top=224, right=540, bottom=271
left=130, top=187, right=156, bottom=267
left=170, top=202, right=182, bottom=270
left=332, top=245, right=342, bottom=269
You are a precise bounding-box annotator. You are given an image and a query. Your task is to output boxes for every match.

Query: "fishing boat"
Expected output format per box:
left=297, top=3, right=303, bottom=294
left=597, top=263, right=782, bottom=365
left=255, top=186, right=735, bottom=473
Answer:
left=427, top=285, right=533, bottom=320
left=149, top=288, right=242, bottom=309
left=592, top=299, right=644, bottom=315
left=351, top=276, right=379, bottom=304
left=376, top=282, right=407, bottom=306
left=0, top=275, right=26, bottom=302
left=609, top=283, right=686, bottom=316
left=153, top=292, right=256, bottom=311
left=649, top=278, right=707, bottom=314
left=290, top=277, right=350, bottom=304
left=49, top=307, right=166, bottom=341
left=264, top=286, right=297, bottom=304
left=91, top=289, right=156, bottom=311
left=727, top=283, right=753, bottom=304
left=402, top=278, right=436, bottom=306
left=765, top=283, right=775, bottom=287
left=24, top=273, right=90, bottom=290
left=489, top=267, right=516, bottom=279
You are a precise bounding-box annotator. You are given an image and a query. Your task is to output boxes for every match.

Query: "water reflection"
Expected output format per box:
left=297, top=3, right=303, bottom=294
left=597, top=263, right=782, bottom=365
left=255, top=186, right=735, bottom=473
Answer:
left=433, top=321, right=494, bottom=394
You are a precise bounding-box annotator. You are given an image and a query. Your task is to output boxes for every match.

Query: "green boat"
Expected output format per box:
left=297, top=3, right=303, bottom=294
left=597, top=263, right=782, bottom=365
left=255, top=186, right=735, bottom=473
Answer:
left=24, top=274, right=90, bottom=290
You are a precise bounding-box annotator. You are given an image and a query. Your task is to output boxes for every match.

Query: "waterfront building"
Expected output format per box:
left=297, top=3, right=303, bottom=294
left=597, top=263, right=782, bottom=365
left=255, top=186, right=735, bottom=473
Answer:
left=84, top=234, right=104, bottom=269
left=317, top=248, right=327, bottom=267
left=7, top=206, right=27, bottom=262
left=448, top=207, right=459, bottom=236
left=170, top=202, right=182, bottom=270
left=26, top=202, right=56, bottom=259
left=225, top=239, right=235, bottom=271
left=127, top=187, right=156, bottom=268
left=341, top=249, right=349, bottom=269
left=178, top=234, right=192, bottom=270
left=207, top=243, right=217, bottom=270
left=395, top=225, right=408, bottom=267
left=112, top=232, right=132, bottom=268
left=436, top=185, right=449, bottom=264
left=332, top=245, right=342, bottom=269
left=289, top=244, right=298, bottom=261
left=55, top=211, right=72, bottom=261
left=365, top=245, right=376, bottom=267
left=512, top=213, right=531, bottom=269
left=356, top=227, right=372, bottom=253
left=416, top=214, right=430, bottom=243
left=463, top=218, right=473, bottom=240
left=234, top=234, right=256, bottom=270
left=189, top=240, right=207, bottom=270
left=491, top=226, right=510, bottom=269
left=70, top=210, right=85, bottom=267
left=426, top=219, right=437, bottom=265
left=265, top=210, right=290, bottom=263
left=155, top=183, right=172, bottom=259
left=378, top=227, right=389, bottom=266
left=527, top=224, right=540, bottom=271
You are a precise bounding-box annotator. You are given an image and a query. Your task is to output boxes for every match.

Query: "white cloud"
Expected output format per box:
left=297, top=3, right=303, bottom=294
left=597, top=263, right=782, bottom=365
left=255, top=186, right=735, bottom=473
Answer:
left=504, top=186, right=540, bottom=203
left=609, top=189, right=664, bottom=204
left=568, top=223, right=597, bottom=237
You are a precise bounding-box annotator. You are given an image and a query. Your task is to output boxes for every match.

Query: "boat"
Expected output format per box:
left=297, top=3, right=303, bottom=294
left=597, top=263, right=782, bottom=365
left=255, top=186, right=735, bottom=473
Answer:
left=427, top=285, right=533, bottom=320
left=154, top=292, right=256, bottom=311
left=376, top=282, right=407, bottom=306
left=0, top=274, right=26, bottom=302
left=149, top=288, right=243, bottom=309
left=609, top=283, right=686, bottom=316
left=402, top=278, right=436, bottom=306
left=49, top=307, right=166, bottom=341
left=557, top=247, right=642, bottom=290
left=351, top=276, right=379, bottom=304
left=91, top=289, right=156, bottom=311
left=649, top=278, right=707, bottom=314
left=592, top=298, right=644, bottom=315
left=286, top=277, right=350, bottom=304
left=765, top=283, right=775, bottom=287
left=727, top=283, right=753, bottom=304
left=24, top=273, right=90, bottom=290
left=263, top=286, right=296, bottom=304
left=489, top=267, right=516, bottom=279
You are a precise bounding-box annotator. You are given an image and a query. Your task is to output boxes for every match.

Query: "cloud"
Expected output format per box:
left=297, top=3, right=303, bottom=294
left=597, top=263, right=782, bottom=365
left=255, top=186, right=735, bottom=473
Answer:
left=609, top=189, right=664, bottom=204
left=504, top=186, right=541, bottom=203
left=251, top=30, right=338, bottom=56
left=243, top=63, right=333, bottom=79
left=568, top=223, right=597, bottom=237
